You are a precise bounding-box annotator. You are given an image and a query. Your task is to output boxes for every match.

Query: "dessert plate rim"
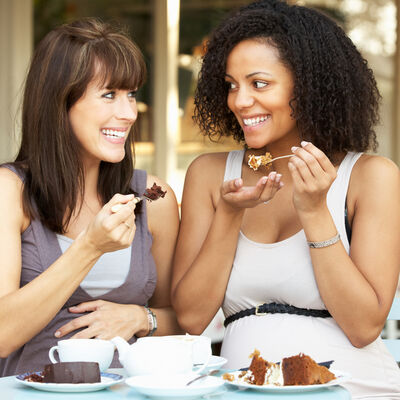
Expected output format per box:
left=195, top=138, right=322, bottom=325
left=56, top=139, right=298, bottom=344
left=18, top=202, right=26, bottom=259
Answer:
left=15, top=371, right=124, bottom=392
left=223, top=369, right=351, bottom=393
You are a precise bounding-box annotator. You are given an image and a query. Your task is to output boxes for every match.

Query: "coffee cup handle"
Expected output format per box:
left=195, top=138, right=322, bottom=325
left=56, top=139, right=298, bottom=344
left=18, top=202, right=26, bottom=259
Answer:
left=48, top=346, right=59, bottom=364
left=192, top=353, right=211, bottom=374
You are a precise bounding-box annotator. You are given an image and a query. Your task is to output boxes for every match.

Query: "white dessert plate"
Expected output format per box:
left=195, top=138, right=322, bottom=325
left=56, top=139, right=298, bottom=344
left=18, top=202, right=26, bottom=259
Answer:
left=223, top=370, right=351, bottom=393
left=125, top=373, right=225, bottom=400
left=15, top=371, right=124, bottom=393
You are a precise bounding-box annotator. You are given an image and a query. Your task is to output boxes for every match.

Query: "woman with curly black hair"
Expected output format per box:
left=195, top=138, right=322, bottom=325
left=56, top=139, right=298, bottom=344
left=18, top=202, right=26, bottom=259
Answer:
left=171, top=0, right=400, bottom=396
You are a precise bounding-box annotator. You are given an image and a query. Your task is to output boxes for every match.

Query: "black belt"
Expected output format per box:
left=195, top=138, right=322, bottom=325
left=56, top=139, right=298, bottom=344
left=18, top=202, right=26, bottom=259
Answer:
left=224, top=302, right=332, bottom=327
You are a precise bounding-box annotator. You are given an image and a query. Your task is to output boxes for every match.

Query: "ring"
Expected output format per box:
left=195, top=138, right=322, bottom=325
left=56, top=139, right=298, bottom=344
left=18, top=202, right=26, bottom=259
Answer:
left=124, top=222, right=131, bottom=229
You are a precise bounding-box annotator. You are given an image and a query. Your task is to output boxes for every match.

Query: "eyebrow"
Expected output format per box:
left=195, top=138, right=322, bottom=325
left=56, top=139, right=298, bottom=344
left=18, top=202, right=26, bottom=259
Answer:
left=225, top=71, right=273, bottom=79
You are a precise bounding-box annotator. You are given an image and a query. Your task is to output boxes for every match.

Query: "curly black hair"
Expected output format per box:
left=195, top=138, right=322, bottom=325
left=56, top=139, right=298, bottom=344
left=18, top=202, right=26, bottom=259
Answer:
left=193, top=0, right=380, bottom=160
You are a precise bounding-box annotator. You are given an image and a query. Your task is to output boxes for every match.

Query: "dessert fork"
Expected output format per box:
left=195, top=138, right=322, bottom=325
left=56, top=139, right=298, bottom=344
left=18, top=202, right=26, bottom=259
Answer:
left=186, top=369, right=219, bottom=386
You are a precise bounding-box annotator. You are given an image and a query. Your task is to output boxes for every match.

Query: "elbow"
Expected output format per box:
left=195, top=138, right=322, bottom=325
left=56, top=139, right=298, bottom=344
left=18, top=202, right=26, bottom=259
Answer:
left=346, top=326, right=382, bottom=349
left=175, top=312, right=208, bottom=336
left=0, top=343, right=18, bottom=358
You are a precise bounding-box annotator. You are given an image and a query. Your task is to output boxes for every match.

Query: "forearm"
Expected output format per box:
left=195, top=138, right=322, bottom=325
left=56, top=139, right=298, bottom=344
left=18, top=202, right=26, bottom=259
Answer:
left=146, top=306, right=184, bottom=336
left=0, top=235, right=102, bottom=356
left=301, top=208, right=387, bottom=346
left=172, top=201, right=244, bottom=333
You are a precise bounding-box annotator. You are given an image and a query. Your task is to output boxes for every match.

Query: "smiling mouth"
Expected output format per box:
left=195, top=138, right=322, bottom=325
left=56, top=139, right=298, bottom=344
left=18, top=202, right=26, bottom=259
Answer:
left=243, top=115, right=270, bottom=127
left=101, top=129, right=126, bottom=138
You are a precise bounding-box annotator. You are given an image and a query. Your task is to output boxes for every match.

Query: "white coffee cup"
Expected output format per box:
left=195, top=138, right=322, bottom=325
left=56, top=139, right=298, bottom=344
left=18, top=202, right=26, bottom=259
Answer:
left=48, top=339, right=115, bottom=372
left=165, top=335, right=212, bottom=365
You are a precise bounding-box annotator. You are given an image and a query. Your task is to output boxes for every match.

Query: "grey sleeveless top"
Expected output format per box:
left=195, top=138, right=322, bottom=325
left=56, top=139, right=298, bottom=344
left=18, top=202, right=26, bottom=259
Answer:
left=0, top=165, right=157, bottom=376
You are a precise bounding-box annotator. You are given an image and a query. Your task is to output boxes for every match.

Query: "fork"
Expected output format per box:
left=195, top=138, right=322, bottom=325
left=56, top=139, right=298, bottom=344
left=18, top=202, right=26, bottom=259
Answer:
left=186, top=370, right=219, bottom=386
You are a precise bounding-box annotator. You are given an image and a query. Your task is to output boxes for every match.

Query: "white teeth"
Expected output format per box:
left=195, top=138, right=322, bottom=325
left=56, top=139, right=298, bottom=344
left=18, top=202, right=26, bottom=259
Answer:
left=101, top=129, right=125, bottom=138
left=243, top=115, right=269, bottom=126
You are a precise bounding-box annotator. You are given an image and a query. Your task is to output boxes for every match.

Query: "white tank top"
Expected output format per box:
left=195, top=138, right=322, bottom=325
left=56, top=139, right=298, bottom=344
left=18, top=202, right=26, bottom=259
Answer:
left=222, top=150, right=361, bottom=317
left=57, top=235, right=131, bottom=297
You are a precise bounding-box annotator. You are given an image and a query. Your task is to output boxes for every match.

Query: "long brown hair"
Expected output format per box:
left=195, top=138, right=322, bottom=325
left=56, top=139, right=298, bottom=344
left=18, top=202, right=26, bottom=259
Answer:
left=14, top=18, right=146, bottom=233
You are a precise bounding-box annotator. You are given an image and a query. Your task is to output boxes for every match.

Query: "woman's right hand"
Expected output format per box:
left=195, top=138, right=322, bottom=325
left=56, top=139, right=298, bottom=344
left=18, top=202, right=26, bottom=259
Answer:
left=80, top=193, right=137, bottom=254
left=220, top=171, right=283, bottom=210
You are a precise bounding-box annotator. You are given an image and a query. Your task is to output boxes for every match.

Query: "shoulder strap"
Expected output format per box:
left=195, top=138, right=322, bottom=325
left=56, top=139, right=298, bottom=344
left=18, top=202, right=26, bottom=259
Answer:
left=224, top=150, right=245, bottom=182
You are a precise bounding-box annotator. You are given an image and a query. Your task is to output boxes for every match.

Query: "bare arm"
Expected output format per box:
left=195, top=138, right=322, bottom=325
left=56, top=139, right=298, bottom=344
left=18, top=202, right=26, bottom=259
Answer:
left=55, top=175, right=183, bottom=339
left=289, top=143, right=400, bottom=347
left=145, top=175, right=182, bottom=336
left=0, top=168, right=138, bottom=356
left=171, top=153, right=282, bottom=334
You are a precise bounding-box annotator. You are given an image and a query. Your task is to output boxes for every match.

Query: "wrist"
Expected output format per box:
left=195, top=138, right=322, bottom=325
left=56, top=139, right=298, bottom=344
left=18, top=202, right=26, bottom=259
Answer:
left=136, top=305, right=157, bottom=337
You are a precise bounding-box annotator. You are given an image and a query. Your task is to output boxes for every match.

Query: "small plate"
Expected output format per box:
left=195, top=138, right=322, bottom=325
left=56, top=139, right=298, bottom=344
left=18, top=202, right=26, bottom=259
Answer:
left=15, top=371, right=124, bottom=393
left=223, top=370, right=351, bottom=393
left=125, top=373, right=225, bottom=400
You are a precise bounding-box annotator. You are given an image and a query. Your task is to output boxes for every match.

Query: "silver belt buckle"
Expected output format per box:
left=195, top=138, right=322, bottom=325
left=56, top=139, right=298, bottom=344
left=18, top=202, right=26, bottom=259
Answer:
left=255, top=304, right=267, bottom=316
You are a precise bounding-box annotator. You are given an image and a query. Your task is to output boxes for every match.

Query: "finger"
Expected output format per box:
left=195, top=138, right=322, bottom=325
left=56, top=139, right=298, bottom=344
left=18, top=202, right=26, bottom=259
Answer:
left=289, top=153, right=315, bottom=183
left=107, top=194, right=135, bottom=213
left=300, top=141, right=336, bottom=176
left=288, top=160, right=306, bottom=190
left=291, top=146, right=323, bottom=179
left=70, top=327, right=97, bottom=339
left=68, top=300, right=103, bottom=314
left=55, top=314, right=93, bottom=338
left=260, top=172, right=283, bottom=201
left=221, top=178, right=243, bottom=196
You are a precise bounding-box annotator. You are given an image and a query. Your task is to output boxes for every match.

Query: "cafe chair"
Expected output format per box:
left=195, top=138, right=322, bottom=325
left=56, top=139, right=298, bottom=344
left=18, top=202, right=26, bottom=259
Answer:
left=383, top=297, right=400, bottom=362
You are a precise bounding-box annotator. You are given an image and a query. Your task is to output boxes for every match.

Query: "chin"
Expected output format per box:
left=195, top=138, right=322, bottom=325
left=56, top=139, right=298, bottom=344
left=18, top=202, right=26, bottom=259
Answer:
left=103, top=151, right=126, bottom=164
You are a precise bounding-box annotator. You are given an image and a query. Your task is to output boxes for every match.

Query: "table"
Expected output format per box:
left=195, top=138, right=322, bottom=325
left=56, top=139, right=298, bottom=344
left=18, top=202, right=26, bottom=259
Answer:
left=0, top=368, right=352, bottom=399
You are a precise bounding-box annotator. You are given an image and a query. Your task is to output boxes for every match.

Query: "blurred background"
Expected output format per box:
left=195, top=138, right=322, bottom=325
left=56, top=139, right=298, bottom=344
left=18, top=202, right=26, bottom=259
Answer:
left=0, top=0, right=399, bottom=345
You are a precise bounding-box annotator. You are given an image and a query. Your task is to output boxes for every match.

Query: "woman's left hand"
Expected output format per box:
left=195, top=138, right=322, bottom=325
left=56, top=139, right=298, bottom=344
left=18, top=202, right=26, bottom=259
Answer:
left=288, top=141, right=337, bottom=214
left=54, top=300, right=148, bottom=340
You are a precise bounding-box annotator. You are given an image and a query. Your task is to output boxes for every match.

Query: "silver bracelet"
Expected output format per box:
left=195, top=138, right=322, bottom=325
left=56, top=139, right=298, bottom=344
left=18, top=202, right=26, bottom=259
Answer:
left=144, top=306, right=157, bottom=336
left=307, top=232, right=341, bottom=248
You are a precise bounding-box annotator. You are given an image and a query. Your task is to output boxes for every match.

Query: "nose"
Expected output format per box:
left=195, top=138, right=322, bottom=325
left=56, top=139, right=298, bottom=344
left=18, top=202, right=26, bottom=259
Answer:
left=233, top=87, right=255, bottom=110
left=116, top=96, right=137, bottom=122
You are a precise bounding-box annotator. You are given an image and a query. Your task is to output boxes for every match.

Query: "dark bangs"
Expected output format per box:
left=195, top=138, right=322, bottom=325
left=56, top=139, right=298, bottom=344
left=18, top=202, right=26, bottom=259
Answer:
left=91, top=36, right=147, bottom=91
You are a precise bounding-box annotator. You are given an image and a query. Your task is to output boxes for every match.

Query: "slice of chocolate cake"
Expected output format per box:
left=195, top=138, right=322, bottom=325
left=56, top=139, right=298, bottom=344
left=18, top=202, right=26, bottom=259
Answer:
left=43, top=362, right=100, bottom=383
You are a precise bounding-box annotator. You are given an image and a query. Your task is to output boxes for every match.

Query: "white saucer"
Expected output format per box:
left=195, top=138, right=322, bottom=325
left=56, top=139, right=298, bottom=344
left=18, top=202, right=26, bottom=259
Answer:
left=125, top=373, right=225, bottom=400
left=16, top=371, right=124, bottom=393
left=198, top=355, right=227, bottom=372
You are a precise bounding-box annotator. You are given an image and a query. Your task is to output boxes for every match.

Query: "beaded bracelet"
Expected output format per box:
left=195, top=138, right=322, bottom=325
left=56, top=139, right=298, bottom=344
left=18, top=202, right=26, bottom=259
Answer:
left=307, top=232, right=340, bottom=249
left=144, top=306, right=157, bottom=336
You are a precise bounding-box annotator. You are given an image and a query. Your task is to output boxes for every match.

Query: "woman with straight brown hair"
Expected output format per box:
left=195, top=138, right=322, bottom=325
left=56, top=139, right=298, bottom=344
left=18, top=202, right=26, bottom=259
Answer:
left=0, top=18, right=181, bottom=376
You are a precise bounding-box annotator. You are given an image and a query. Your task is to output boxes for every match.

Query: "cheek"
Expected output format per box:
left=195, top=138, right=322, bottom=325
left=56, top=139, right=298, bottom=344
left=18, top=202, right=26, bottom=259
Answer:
left=226, top=93, right=235, bottom=113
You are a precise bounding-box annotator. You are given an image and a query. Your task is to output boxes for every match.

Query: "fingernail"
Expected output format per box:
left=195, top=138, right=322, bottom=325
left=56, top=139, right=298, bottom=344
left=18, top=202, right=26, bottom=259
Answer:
left=291, top=146, right=299, bottom=152
left=301, top=141, right=309, bottom=147
left=54, top=331, right=61, bottom=338
left=276, top=173, right=282, bottom=183
left=269, top=171, right=277, bottom=180
left=235, top=179, right=242, bottom=187
left=261, top=177, right=268, bottom=185
left=279, top=181, right=284, bottom=187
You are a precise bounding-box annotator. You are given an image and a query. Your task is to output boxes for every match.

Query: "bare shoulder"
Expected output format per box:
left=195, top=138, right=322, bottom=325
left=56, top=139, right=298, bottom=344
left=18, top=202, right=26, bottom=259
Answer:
left=185, top=152, right=229, bottom=189
left=0, top=166, right=27, bottom=230
left=145, top=174, right=179, bottom=230
left=352, top=154, right=399, bottom=187
left=350, top=154, right=400, bottom=206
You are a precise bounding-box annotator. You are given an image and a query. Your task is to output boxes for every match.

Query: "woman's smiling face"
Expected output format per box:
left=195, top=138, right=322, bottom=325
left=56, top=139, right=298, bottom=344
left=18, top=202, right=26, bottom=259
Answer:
left=225, top=39, right=298, bottom=149
left=68, top=71, right=137, bottom=168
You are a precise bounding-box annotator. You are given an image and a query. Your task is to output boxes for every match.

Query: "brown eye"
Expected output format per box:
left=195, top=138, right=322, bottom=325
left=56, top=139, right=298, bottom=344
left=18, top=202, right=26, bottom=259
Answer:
left=254, top=81, right=268, bottom=89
